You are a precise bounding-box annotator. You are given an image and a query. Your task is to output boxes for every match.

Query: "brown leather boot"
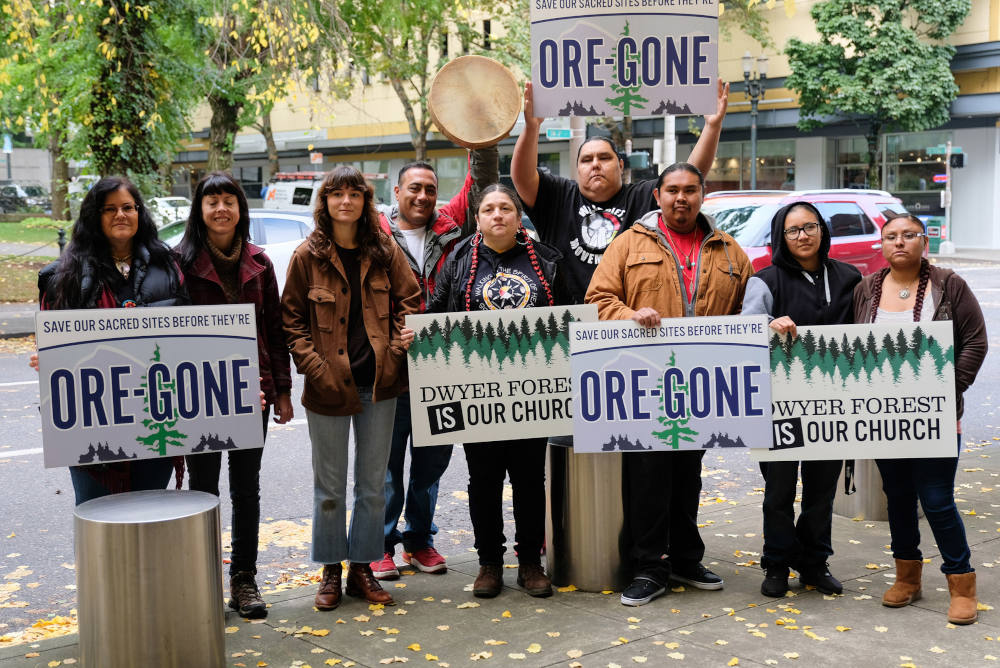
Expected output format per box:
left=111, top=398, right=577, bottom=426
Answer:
left=882, top=559, right=922, bottom=608
left=946, top=572, right=978, bottom=625
left=517, top=563, right=553, bottom=598
left=345, top=562, right=395, bottom=605
left=473, top=564, right=503, bottom=598
left=315, top=564, right=342, bottom=611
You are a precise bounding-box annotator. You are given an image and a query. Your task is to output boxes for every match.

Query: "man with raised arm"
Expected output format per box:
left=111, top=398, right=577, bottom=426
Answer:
left=511, top=79, right=729, bottom=304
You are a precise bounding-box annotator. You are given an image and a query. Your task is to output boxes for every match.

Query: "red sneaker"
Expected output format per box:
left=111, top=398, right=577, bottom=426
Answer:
left=403, top=546, right=447, bottom=574
left=370, top=553, right=400, bottom=580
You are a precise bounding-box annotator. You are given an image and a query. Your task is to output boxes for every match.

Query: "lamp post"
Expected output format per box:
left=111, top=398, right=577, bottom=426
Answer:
left=742, top=51, right=768, bottom=190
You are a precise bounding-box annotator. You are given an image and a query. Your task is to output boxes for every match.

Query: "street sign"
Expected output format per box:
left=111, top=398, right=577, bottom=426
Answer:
left=933, top=174, right=948, bottom=184
left=2, top=134, right=11, bottom=154
left=309, top=152, right=323, bottom=165
left=546, top=128, right=573, bottom=140
left=927, top=145, right=963, bottom=155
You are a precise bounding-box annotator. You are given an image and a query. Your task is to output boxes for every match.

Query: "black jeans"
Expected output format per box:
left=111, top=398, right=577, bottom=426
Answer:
left=622, top=450, right=705, bottom=585
left=759, top=459, right=842, bottom=571
left=463, top=438, right=547, bottom=566
left=187, top=410, right=269, bottom=575
left=877, top=435, right=971, bottom=574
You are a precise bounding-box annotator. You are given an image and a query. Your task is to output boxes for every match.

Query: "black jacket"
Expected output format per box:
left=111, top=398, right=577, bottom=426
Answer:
left=427, top=235, right=566, bottom=314
left=742, top=201, right=860, bottom=326
left=39, top=243, right=188, bottom=309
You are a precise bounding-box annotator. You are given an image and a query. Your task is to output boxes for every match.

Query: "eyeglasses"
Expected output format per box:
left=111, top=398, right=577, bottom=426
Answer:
left=101, top=204, right=139, bottom=216
left=783, top=222, right=820, bottom=239
left=882, top=232, right=926, bottom=243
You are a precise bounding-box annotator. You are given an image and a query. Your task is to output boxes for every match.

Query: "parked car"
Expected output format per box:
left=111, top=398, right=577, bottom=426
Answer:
left=701, top=189, right=912, bottom=275
left=262, top=170, right=389, bottom=211
left=148, top=196, right=191, bottom=228
left=159, top=209, right=314, bottom=293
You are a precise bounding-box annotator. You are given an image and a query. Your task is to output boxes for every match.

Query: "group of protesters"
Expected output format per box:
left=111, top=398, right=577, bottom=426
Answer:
left=35, top=76, right=987, bottom=626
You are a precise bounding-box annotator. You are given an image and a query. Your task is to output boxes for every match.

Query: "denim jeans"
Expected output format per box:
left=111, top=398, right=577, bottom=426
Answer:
left=383, top=392, right=454, bottom=554
left=69, top=458, right=175, bottom=506
left=876, top=434, right=972, bottom=574
left=463, top=438, right=547, bottom=566
left=186, top=410, right=269, bottom=575
left=759, top=459, right=842, bottom=571
left=306, top=391, right=396, bottom=565
left=622, top=450, right=705, bottom=585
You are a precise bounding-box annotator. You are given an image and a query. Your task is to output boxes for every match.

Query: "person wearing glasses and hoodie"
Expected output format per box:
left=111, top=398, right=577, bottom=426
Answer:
left=741, top=201, right=861, bottom=598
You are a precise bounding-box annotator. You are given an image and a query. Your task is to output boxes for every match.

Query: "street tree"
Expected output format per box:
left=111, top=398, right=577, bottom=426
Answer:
left=786, top=0, right=971, bottom=188
left=199, top=0, right=320, bottom=172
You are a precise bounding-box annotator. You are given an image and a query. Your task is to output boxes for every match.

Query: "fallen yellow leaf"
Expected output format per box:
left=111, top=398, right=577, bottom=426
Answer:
left=407, top=643, right=421, bottom=651
left=566, top=649, right=583, bottom=658
left=728, top=659, right=739, bottom=666
left=835, top=626, right=851, bottom=632
left=484, top=640, right=507, bottom=646
left=526, top=643, right=541, bottom=653
left=557, top=584, right=578, bottom=592
left=225, top=626, right=240, bottom=634
left=501, top=610, right=512, bottom=618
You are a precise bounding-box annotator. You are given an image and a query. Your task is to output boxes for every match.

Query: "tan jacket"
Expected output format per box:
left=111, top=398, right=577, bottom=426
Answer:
left=282, top=237, right=421, bottom=416
left=586, top=209, right=753, bottom=320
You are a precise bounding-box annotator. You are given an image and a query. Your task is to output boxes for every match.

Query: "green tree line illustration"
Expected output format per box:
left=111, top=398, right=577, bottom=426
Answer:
left=410, top=310, right=579, bottom=367
left=136, top=343, right=188, bottom=455
left=770, top=327, right=954, bottom=384
left=653, top=350, right=699, bottom=450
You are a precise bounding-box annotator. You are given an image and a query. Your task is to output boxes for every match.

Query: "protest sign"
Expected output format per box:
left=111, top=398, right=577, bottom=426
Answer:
left=530, top=0, right=719, bottom=118
left=407, top=305, right=597, bottom=446
left=570, top=315, right=770, bottom=453
left=36, top=305, right=262, bottom=468
left=751, top=322, right=957, bottom=461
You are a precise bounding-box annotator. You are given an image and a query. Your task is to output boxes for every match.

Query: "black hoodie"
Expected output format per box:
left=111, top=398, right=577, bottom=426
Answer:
left=741, top=201, right=861, bottom=326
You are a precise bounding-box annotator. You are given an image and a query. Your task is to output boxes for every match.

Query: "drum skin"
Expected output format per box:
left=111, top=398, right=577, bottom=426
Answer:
left=429, top=55, right=521, bottom=149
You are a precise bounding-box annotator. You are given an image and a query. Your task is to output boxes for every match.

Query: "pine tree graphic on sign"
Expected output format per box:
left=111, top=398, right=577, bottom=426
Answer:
left=652, top=351, right=699, bottom=450
left=604, top=21, right=648, bottom=115
left=135, top=343, right=188, bottom=456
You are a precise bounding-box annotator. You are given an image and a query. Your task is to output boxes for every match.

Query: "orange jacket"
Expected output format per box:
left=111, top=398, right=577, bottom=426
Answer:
left=585, top=209, right=753, bottom=320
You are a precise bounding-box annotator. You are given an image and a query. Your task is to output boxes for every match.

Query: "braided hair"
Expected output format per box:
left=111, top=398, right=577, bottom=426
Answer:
left=462, top=184, right=555, bottom=311
left=869, top=258, right=931, bottom=323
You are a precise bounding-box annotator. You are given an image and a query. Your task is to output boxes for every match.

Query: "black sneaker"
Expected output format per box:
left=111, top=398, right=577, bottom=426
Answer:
left=669, top=563, right=724, bottom=590
left=229, top=571, right=267, bottom=618
left=761, top=566, right=790, bottom=598
left=799, top=566, right=843, bottom=595
left=621, top=577, right=666, bottom=607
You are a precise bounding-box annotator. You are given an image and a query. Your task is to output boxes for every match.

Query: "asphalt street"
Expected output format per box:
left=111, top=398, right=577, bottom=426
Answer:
left=0, top=258, right=998, bottom=645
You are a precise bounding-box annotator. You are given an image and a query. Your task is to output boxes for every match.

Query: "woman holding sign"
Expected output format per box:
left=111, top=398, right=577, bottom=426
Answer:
left=742, top=202, right=861, bottom=598
left=853, top=212, right=987, bottom=624
left=36, top=176, right=188, bottom=504
left=428, top=184, right=564, bottom=599
left=174, top=172, right=293, bottom=619
left=282, top=165, right=420, bottom=610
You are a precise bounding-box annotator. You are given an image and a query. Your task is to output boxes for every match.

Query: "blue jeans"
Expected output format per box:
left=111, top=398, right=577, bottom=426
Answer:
left=383, top=392, right=453, bottom=554
left=876, top=435, right=972, bottom=574
left=69, top=458, right=175, bottom=506
left=306, top=391, right=396, bottom=565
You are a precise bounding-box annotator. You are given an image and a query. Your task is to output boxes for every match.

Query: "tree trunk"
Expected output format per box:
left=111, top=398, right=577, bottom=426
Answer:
left=866, top=126, right=881, bottom=190
left=260, top=110, right=280, bottom=179
left=208, top=94, right=242, bottom=172
left=49, top=135, right=70, bottom=222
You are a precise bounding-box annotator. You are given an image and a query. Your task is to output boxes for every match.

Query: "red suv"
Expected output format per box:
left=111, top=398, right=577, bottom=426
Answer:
left=701, top=189, right=911, bottom=274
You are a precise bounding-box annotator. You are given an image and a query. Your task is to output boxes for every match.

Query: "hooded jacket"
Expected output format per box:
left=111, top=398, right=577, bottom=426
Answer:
left=742, top=202, right=861, bottom=327
left=585, top=209, right=753, bottom=321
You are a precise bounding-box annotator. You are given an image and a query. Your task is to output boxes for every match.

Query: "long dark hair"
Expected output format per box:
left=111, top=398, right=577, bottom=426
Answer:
left=308, top=165, right=391, bottom=268
left=176, top=171, right=250, bottom=269
left=46, top=176, right=167, bottom=309
left=463, top=184, right=555, bottom=310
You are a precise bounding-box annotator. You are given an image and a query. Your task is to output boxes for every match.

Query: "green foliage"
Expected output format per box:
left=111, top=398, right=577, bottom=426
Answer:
left=136, top=344, right=188, bottom=456
left=652, top=351, right=699, bottom=450
left=785, top=0, right=971, bottom=188
left=409, top=309, right=581, bottom=367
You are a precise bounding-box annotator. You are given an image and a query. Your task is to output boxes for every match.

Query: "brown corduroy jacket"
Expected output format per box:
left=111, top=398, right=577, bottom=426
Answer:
left=282, top=235, right=421, bottom=416
left=585, top=209, right=754, bottom=321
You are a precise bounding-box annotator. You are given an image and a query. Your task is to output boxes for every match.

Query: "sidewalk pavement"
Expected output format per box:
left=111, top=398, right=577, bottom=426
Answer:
left=3, top=438, right=1000, bottom=667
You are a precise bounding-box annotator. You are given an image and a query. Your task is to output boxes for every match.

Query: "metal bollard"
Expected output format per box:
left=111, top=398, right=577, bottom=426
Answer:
left=57, top=227, right=66, bottom=256
left=74, top=490, right=225, bottom=668
left=546, top=445, right=628, bottom=592
left=833, top=459, right=888, bottom=521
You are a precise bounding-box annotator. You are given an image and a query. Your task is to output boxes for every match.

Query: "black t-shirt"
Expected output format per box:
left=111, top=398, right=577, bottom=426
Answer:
left=525, top=169, right=658, bottom=304
left=468, top=244, right=545, bottom=311
left=335, top=244, right=376, bottom=387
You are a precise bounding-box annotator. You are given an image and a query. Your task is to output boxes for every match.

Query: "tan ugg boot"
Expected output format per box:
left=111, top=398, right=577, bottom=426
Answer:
left=882, top=559, right=923, bottom=608
left=946, top=572, right=978, bottom=625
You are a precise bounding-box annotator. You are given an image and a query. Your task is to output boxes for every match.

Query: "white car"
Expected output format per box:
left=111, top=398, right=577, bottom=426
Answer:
left=149, top=196, right=192, bottom=228
left=159, top=209, right=313, bottom=293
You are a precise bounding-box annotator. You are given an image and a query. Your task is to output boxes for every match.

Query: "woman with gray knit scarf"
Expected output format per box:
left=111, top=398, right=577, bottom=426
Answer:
left=174, top=171, right=294, bottom=620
